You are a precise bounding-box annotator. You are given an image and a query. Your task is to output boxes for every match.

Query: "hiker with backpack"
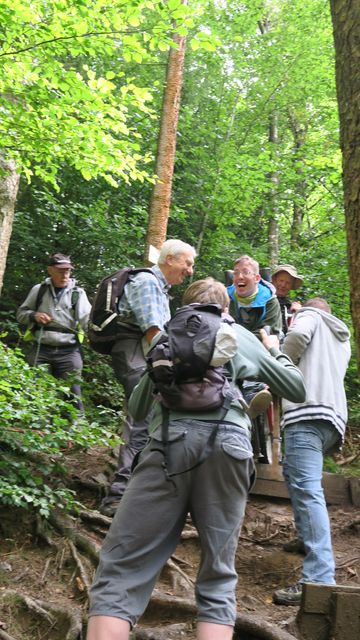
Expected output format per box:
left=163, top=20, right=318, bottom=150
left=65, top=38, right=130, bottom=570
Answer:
left=94, top=239, right=196, bottom=517
left=86, top=278, right=306, bottom=640
left=16, top=253, right=91, bottom=411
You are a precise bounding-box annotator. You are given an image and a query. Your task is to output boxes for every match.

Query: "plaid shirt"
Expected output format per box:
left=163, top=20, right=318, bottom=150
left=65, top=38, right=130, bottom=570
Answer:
left=117, top=265, right=171, bottom=333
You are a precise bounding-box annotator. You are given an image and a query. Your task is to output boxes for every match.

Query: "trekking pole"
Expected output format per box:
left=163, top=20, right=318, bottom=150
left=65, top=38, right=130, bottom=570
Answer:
left=33, top=326, right=44, bottom=366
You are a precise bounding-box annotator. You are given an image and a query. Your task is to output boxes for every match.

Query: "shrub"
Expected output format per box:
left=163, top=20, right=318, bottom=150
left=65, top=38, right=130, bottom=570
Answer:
left=0, top=341, right=120, bottom=516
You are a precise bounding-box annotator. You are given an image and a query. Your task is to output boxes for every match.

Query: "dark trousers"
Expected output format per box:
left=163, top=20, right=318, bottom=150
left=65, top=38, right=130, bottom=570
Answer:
left=106, top=337, right=151, bottom=499
left=28, top=344, right=84, bottom=411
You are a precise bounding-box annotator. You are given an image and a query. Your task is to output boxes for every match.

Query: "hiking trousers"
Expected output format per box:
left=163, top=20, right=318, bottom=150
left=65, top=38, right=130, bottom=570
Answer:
left=108, top=337, right=150, bottom=497
left=28, top=344, right=84, bottom=411
left=89, top=419, right=254, bottom=628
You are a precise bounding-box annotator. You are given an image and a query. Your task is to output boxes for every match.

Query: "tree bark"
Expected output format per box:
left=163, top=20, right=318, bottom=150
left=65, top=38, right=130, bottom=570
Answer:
left=288, top=109, right=307, bottom=248
left=267, top=111, right=280, bottom=268
left=0, top=158, right=20, bottom=296
left=330, top=0, right=360, bottom=371
left=144, top=3, right=187, bottom=263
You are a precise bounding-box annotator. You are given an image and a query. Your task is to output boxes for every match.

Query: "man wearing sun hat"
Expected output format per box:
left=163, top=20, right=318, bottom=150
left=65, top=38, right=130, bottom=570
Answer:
left=16, top=253, right=91, bottom=410
left=271, top=264, right=304, bottom=335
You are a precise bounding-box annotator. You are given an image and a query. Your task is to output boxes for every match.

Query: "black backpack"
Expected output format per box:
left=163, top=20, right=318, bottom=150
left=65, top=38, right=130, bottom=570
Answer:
left=88, top=267, right=153, bottom=354
left=146, top=303, right=239, bottom=411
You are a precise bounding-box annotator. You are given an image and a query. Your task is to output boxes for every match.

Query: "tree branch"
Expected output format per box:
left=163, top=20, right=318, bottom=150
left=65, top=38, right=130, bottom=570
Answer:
left=0, top=28, right=173, bottom=58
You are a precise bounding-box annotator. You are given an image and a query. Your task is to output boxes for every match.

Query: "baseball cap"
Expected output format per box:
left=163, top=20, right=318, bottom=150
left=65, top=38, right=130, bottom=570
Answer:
left=48, top=253, right=74, bottom=269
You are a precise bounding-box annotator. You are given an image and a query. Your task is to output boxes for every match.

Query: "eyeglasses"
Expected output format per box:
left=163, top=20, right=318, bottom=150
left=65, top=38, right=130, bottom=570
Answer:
left=233, top=269, right=254, bottom=277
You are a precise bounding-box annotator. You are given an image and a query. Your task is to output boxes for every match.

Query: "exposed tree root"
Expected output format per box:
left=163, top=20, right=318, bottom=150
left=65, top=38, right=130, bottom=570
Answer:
left=240, top=529, right=280, bottom=545
left=1, top=590, right=83, bottom=640
left=144, top=593, right=299, bottom=640
left=49, top=511, right=100, bottom=565
left=166, top=557, right=194, bottom=587
left=77, top=508, right=112, bottom=529
left=134, top=622, right=195, bottom=639
left=40, top=556, right=52, bottom=584
left=68, top=540, right=92, bottom=597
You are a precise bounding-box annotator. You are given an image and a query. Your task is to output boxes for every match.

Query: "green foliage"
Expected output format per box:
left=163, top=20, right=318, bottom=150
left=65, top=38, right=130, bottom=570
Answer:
left=0, top=340, right=120, bottom=516
left=0, top=0, right=215, bottom=187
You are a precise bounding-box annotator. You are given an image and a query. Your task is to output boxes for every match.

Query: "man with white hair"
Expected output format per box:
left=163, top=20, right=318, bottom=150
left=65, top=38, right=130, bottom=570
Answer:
left=100, top=239, right=196, bottom=516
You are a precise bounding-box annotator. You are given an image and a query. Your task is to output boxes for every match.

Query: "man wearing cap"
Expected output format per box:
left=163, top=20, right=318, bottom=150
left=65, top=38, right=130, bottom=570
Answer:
left=16, top=253, right=91, bottom=411
left=271, top=264, right=303, bottom=335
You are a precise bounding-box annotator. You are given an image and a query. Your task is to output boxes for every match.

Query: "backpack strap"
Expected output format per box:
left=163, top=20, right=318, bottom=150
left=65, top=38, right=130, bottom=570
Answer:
left=159, top=385, right=236, bottom=480
left=35, top=283, right=79, bottom=314
left=70, top=288, right=80, bottom=316
left=35, top=282, right=48, bottom=311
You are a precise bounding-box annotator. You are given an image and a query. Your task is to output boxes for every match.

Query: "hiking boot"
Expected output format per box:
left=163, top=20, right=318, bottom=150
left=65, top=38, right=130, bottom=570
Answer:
left=273, top=583, right=303, bottom=606
left=99, top=497, right=121, bottom=518
left=283, top=537, right=306, bottom=555
left=247, top=389, right=272, bottom=419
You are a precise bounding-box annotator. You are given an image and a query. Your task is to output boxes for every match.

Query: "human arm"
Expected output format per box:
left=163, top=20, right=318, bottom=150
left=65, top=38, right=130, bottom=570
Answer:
left=16, top=284, right=52, bottom=326
left=127, top=370, right=156, bottom=421
left=145, top=326, right=161, bottom=345
left=289, top=300, right=302, bottom=313
left=125, top=272, right=170, bottom=334
left=231, top=325, right=306, bottom=403
left=282, top=310, right=316, bottom=365
left=259, top=344, right=306, bottom=402
left=261, top=296, right=282, bottom=336
left=75, top=288, right=92, bottom=332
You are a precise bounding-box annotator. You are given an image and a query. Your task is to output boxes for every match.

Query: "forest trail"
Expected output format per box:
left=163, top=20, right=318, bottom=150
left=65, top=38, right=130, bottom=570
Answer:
left=1, top=445, right=360, bottom=640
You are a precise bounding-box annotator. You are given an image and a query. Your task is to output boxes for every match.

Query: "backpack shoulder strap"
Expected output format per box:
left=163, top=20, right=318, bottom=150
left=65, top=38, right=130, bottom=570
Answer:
left=35, top=282, right=48, bottom=310
left=71, top=288, right=80, bottom=313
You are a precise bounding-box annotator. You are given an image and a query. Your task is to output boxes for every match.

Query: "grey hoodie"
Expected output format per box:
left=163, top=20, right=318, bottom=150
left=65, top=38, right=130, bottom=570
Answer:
left=282, top=307, right=351, bottom=440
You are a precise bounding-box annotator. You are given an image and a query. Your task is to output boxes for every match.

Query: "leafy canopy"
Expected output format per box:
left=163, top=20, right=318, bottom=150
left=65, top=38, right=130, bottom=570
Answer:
left=0, top=0, right=214, bottom=187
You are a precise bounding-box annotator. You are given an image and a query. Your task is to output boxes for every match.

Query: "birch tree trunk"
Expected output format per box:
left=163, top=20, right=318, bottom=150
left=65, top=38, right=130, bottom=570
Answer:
left=0, top=158, right=20, bottom=296
left=330, top=0, right=360, bottom=370
left=144, top=2, right=187, bottom=263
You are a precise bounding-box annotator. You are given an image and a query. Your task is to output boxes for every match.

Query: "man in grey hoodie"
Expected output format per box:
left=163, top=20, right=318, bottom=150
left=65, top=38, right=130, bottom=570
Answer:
left=273, top=297, right=351, bottom=606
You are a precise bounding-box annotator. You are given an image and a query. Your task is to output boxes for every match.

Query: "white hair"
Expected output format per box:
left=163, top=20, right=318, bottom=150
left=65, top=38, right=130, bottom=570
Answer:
left=157, top=239, right=196, bottom=264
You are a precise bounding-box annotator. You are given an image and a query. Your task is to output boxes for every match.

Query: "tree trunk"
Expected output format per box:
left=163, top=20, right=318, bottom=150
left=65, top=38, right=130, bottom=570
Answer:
left=288, top=109, right=307, bottom=249
left=144, top=3, right=187, bottom=263
left=258, top=21, right=280, bottom=268
left=0, top=158, right=20, bottom=296
left=267, top=111, right=280, bottom=268
left=330, top=0, right=360, bottom=370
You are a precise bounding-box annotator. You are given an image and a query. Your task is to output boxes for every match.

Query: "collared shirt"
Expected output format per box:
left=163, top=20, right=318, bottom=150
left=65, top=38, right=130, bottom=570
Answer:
left=117, top=265, right=171, bottom=333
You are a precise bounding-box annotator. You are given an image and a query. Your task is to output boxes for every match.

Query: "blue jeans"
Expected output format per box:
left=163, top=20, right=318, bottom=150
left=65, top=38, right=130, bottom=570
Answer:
left=282, top=420, right=340, bottom=584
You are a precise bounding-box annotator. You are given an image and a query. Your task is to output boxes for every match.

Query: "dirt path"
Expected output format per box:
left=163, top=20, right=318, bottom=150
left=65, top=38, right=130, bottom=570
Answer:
left=1, top=446, right=359, bottom=639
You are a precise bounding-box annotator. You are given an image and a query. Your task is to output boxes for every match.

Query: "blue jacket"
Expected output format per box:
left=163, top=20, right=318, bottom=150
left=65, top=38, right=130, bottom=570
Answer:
left=227, top=279, right=282, bottom=337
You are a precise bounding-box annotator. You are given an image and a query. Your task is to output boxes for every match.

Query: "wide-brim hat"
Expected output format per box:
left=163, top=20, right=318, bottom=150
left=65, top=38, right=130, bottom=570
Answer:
left=272, top=264, right=303, bottom=289
left=48, top=253, right=74, bottom=269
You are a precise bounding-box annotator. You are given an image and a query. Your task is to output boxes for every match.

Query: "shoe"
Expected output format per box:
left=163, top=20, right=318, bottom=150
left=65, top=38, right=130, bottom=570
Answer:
left=283, top=537, right=306, bottom=555
left=273, top=583, right=303, bottom=606
left=247, top=389, right=272, bottom=419
left=99, top=497, right=121, bottom=518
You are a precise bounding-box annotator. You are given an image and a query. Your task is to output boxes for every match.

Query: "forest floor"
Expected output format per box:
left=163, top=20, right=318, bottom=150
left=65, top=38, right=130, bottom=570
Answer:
left=1, top=445, right=360, bottom=640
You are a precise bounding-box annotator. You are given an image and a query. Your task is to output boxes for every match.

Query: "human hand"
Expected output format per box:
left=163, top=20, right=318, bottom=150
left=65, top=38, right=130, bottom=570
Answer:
left=290, top=301, right=301, bottom=312
left=34, top=311, right=53, bottom=324
left=259, top=328, right=279, bottom=351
